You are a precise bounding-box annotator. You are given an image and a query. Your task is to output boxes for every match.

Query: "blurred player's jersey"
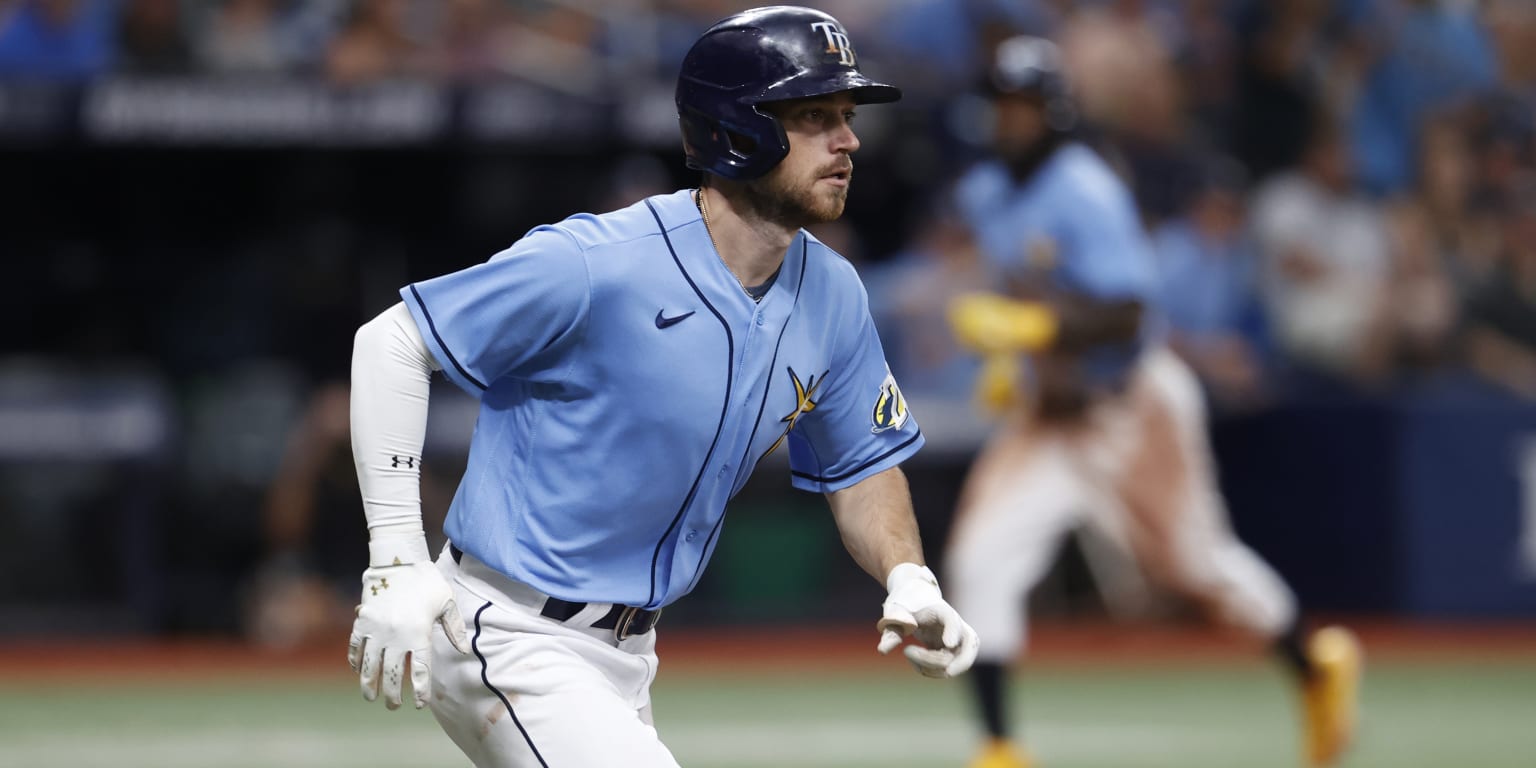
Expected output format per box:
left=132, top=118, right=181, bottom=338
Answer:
left=401, top=190, right=923, bottom=610
left=955, top=142, right=1160, bottom=383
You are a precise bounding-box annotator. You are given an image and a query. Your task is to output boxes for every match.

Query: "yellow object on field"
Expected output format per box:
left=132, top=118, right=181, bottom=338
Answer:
left=948, top=292, right=1059, bottom=355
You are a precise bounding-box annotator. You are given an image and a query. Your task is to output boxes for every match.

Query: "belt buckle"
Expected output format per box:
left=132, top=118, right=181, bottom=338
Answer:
left=613, top=606, right=661, bottom=641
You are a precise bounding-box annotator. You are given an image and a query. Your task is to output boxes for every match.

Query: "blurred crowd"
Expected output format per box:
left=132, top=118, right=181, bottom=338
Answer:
left=0, top=0, right=888, bottom=89
left=7, top=0, right=1536, bottom=641
left=859, top=0, right=1536, bottom=413
left=0, top=0, right=606, bottom=86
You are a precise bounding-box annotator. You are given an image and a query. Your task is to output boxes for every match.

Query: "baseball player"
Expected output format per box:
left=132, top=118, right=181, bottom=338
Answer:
left=941, top=36, right=1362, bottom=768
left=344, top=7, right=978, bottom=767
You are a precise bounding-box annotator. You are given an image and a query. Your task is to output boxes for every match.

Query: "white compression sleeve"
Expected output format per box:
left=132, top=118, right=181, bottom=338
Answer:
left=350, top=301, right=442, bottom=567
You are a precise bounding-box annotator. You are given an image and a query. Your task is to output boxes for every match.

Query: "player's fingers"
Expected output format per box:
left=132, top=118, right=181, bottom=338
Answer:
left=877, top=628, right=905, bottom=655
left=940, top=615, right=961, bottom=649
left=877, top=612, right=915, bottom=636
left=358, top=637, right=383, bottom=702
left=946, top=627, right=980, bottom=678
left=439, top=599, right=470, bottom=655
left=381, top=647, right=408, bottom=711
left=903, top=645, right=957, bottom=678
left=409, top=648, right=432, bottom=710
left=347, top=629, right=364, bottom=673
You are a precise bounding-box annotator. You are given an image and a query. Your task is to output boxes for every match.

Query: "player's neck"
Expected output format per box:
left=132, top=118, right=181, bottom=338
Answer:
left=698, top=185, right=793, bottom=287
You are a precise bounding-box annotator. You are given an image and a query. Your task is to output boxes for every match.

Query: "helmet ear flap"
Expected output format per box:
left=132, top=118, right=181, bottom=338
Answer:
left=678, top=103, right=789, bottom=180
left=679, top=107, right=726, bottom=172
left=724, top=128, right=759, bottom=155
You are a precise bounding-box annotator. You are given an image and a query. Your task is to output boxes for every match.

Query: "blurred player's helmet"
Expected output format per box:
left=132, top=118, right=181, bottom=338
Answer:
left=986, top=35, right=1076, bottom=134
left=676, top=5, right=901, bottom=180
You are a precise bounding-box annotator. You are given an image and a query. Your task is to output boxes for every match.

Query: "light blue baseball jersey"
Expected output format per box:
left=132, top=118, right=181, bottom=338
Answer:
left=955, top=142, right=1160, bottom=383
left=955, top=142, right=1156, bottom=302
left=402, top=189, right=924, bottom=610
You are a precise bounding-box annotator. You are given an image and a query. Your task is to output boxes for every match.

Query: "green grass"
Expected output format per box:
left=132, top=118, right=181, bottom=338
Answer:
left=3, top=658, right=1533, bottom=767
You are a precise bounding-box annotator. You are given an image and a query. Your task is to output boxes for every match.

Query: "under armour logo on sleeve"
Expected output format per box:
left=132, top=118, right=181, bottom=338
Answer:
left=391, top=455, right=419, bottom=469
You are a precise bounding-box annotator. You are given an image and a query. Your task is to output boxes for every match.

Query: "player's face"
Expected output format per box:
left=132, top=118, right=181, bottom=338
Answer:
left=748, top=93, right=861, bottom=228
left=992, top=93, right=1049, bottom=159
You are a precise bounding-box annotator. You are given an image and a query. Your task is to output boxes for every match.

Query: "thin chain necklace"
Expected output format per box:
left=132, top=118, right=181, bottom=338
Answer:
left=696, top=188, right=761, bottom=302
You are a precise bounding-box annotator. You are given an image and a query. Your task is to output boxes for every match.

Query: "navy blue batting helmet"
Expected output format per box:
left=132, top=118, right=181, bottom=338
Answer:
left=676, top=6, right=901, bottom=180
left=986, top=35, right=1076, bottom=133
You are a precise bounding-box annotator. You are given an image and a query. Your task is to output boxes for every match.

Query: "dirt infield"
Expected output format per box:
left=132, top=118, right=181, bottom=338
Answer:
left=2, top=619, right=1533, bottom=683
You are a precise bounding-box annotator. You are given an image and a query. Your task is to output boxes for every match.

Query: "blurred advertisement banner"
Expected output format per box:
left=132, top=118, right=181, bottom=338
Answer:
left=82, top=78, right=449, bottom=146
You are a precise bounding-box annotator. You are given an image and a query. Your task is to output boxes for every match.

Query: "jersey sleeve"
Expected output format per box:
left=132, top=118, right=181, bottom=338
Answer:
left=1051, top=178, right=1157, bottom=303
left=954, top=162, right=1004, bottom=230
left=953, top=162, right=1021, bottom=275
left=788, top=280, right=925, bottom=493
left=400, top=227, right=591, bottom=394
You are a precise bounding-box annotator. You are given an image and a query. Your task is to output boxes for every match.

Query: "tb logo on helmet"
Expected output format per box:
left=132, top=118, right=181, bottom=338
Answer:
left=811, top=20, right=856, bottom=67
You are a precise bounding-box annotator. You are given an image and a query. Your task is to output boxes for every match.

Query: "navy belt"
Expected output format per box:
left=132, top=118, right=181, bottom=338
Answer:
left=449, top=544, right=661, bottom=640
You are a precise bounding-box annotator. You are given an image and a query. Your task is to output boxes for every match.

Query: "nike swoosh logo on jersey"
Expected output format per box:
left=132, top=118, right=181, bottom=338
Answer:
left=655, top=309, right=696, bottom=329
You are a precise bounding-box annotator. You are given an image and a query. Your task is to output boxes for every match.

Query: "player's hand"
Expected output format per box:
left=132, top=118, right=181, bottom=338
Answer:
left=876, top=563, right=979, bottom=679
left=949, top=292, right=1058, bottom=355
left=347, top=561, right=469, bottom=710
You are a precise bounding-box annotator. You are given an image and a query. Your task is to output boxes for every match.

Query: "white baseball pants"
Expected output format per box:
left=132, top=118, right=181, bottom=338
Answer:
left=429, top=548, right=681, bottom=767
left=946, top=347, right=1296, bottom=663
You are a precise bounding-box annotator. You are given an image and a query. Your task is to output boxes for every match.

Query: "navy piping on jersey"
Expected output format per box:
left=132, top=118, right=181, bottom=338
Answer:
left=685, top=238, right=809, bottom=595
left=643, top=199, right=734, bottom=608
left=790, top=429, right=924, bottom=485
left=472, top=601, right=550, bottom=767
left=409, top=284, right=488, bottom=391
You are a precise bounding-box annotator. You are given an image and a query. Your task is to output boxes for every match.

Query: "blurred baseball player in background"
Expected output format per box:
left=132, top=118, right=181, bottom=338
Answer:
left=344, top=6, right=977, bottom=767
left=943, top=36, right=1361, bottom=768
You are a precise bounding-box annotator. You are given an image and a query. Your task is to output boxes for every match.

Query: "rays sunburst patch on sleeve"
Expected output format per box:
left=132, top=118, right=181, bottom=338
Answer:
left=871, top=371, right=909, bottom=433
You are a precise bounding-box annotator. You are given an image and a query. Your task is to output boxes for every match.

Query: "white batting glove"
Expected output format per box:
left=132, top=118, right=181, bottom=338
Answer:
left=347, top=546, right=469, bottom=710
left=876, top=562, right=980, bottom=679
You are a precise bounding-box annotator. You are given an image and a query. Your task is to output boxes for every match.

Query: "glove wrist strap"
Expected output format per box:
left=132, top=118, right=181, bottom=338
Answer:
left=885, top=562, right=938, bottom=594
left=367, top=524, right=431, bottom=568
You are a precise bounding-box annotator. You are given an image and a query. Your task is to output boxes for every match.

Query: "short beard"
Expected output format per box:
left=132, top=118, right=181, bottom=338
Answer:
left=740, top=166, right=847, bottom=229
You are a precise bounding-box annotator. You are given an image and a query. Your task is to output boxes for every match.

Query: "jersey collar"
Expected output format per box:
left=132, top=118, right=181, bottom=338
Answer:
left=650, top=189, right=807, bottom=312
